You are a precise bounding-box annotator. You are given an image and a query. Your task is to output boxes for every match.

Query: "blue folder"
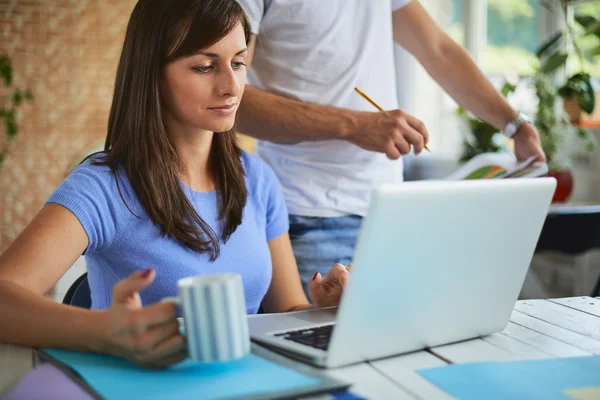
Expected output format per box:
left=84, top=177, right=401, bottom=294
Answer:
left=417, top=355, right=600, bottom=400
left=40, top=346, right=350, bottom=400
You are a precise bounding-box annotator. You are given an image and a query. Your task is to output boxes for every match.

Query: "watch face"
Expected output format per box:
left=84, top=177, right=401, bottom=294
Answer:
left=519, top=112, right=530, bottom=123
left=504, top=112, right=530, bottom=138
left=507, top=125, right=516, bottom=137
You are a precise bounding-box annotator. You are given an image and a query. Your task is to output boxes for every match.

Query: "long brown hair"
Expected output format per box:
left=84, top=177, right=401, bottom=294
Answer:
left=94, top=0, right=251, bottom=261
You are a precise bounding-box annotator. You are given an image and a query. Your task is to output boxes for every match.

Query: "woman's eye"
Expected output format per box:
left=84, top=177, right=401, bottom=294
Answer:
left=194, top=66, right=213, bottom=73
left=232, top=62, right=246, bottom=70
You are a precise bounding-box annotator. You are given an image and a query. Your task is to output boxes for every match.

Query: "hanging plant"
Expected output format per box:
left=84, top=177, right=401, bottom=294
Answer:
left=0, top=55, right=34, bottom=170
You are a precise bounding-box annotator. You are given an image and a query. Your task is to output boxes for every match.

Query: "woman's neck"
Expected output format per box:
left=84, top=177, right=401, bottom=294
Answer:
left=165, top=117, right=216, bottom=193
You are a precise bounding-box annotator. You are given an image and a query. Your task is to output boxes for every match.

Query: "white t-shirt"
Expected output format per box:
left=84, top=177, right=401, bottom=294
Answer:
left=238, top=0, right=412, bottom=217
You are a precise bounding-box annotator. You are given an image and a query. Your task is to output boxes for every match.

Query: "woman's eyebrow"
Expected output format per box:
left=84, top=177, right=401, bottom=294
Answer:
left=196, top=48, right=248, bottom=58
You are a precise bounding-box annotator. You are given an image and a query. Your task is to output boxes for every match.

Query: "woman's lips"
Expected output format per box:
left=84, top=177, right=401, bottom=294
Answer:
left=208, top=103, right=237, bottom=116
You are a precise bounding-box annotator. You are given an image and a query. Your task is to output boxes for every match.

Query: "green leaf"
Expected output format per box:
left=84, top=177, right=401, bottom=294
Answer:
left=575, top=15, right=598, bottom=29
left=577, top=75, right=596, bottom=114
left=501, top=82, right=517, bottom=97
left=25, top=90, right=34, bottom=102
left=558, top=85, right=574, bottom=98
left=0, top=151, right=6, bottom=167
left=536, top=31, right=563, bottom=58
left=578, top=92, right=595, bottom=114
left=563, top=73, right=588, bottom=87
left=6, top=119, right=17, bottom=140
left=583, top=20, right=600, bottom=37
left=576, top=127, right=596, bottom=152
left=540, top=53, right=568, bottom=74
left=12, top=90, right=22, bottom=106
left=0, top=55, right=12, bottom=87
left=574, top=15, right=600, bottom=41
left=4, top=110, right=17, bottom=140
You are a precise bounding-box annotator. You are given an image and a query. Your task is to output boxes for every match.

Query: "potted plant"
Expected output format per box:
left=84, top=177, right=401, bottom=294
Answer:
left=562, top=12, right=600, bottom=122
left=535, top=5, right=600, bottom=122
left=534, top=37, right=596, bottom=202
left=0, top=55, right=34, bottom=171
left=559, top=72, right=596, bottom=122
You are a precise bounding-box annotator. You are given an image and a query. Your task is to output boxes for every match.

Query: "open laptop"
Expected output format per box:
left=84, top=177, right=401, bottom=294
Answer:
left=249, top=177, right=557, bottom=368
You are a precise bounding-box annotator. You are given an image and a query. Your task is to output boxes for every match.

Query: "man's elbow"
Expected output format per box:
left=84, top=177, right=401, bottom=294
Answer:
left=417, top=34, right=468, bottom=79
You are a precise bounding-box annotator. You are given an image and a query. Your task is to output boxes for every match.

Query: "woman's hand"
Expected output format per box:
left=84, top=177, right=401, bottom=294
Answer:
left=100, top=268, right=187, bottom=368
left=308, top=263, right=350, bottom=308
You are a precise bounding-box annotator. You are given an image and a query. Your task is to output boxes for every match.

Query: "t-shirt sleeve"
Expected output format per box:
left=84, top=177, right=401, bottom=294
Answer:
left=45, top=162, right=131, bottom=254
left=236, top=0, right=265, bottom=35
left=392, top=0, right=412, bottom=12
left=261, top=161, right=290, bottom=241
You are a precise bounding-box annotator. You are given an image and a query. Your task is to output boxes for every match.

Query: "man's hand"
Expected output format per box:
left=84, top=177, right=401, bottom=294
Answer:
left=513, top=123, right=546, bottom=162
left=345, top=109, right=429, bottom=160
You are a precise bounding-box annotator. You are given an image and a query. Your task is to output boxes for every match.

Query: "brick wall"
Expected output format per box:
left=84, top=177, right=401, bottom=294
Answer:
left=0, top=0, right=138, bottom=251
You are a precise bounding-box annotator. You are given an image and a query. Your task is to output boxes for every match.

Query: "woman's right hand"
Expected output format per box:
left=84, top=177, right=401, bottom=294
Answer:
left=100, top=268, right=187, bottom=368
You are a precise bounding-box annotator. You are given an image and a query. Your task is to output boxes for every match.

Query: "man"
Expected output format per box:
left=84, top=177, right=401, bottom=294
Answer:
left=235, top=0, right=545, bottom=296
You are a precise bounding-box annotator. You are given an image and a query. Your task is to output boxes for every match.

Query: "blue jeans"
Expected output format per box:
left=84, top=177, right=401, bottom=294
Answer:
left=289, top=215, right=363, bottom=299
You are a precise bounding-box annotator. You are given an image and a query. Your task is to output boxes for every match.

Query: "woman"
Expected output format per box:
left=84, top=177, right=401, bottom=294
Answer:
left=0, top=0, right=348, bottom=369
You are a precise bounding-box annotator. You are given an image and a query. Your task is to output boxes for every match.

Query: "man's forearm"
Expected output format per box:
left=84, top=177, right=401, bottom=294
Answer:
left=424, top=37, right=517, bottom=130
left=236, top=85, right=357, bottom=143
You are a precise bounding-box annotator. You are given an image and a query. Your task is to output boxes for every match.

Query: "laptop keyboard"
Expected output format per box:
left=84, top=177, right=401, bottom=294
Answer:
left=274, top=324, right=334, bottom=351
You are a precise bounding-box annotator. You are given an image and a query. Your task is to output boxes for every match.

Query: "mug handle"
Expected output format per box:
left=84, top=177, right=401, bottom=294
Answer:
left=161, top=297, right=185, bottom=333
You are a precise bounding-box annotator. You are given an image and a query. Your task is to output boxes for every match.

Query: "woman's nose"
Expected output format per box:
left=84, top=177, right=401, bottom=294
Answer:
left=217, top=67, right=241, bottom=97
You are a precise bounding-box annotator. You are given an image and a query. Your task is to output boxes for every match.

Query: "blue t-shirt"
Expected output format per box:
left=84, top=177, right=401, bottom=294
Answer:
left=47, top=151, right=289, bottom=314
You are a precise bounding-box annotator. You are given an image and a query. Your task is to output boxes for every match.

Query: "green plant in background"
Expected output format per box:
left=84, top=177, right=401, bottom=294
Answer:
left=458, top=1, right=598, bottom=168
left=0, top=55, right=34, bottom=170
left=457, top=82, right=516, bottom=162
left=537, top=3, right=600, bottom=117
left=532, top=72, right=568, bottom=168
left=533, top=3, right=597, bottom=169
left=457, top=70, right=594, bottom=168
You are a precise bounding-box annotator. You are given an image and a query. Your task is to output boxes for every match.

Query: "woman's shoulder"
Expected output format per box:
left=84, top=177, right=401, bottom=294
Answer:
left=70, top=153, right=119, bottom=178
left=58, top=153, right=136, bottom=205
left=47, top=154, right=139, bottom=253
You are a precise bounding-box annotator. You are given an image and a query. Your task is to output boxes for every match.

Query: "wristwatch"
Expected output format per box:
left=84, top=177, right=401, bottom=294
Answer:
left=503, top=111, right=531, bottom=139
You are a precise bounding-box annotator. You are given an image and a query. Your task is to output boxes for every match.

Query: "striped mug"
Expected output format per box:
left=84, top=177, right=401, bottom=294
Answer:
left=163, top=273, right=250, bottom=363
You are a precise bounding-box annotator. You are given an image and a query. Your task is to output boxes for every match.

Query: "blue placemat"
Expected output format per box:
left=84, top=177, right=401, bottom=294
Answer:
left=417, top=355, right=600, bottom=400
left=42, top=348, right=335, bottom=400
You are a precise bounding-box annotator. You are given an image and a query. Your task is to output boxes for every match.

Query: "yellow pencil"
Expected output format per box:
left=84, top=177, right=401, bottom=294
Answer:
left=354, top=87, right=431, bottom=153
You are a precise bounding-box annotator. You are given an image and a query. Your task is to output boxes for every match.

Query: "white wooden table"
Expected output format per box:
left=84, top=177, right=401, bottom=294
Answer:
left=1, top=296, right=599, bottom=399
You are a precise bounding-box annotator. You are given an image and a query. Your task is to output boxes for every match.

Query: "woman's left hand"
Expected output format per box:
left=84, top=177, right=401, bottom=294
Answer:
left=308, top=263, right=350, bottom=308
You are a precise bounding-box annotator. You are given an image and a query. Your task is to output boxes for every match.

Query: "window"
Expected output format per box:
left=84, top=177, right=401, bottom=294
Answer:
left=448, top=0, right=541, bottom=77
left=448, top=0, right=465, bottom=46
left=485, top=0, right=541, bottom=77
